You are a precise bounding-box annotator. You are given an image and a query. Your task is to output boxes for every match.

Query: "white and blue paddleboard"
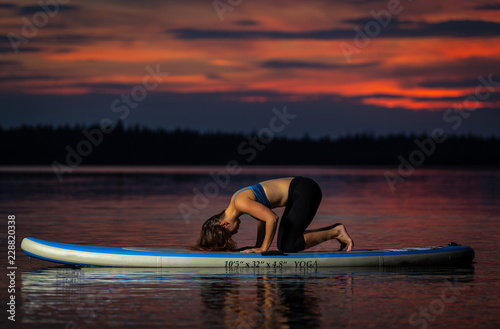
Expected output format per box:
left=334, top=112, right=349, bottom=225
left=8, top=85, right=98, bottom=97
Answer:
left=21, top=237, right=475, bottom=268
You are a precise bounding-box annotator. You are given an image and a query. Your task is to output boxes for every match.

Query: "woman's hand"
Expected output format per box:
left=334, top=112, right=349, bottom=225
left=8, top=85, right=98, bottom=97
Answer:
left=241, top=248, right=264, bottom=253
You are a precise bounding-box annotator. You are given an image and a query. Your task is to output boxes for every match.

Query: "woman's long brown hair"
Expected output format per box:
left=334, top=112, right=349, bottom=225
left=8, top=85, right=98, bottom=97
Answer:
left=190, top=210, right=237, bottom=251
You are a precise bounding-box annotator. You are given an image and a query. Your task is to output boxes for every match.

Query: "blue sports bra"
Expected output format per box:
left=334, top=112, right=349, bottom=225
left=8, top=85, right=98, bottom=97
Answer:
left=232, top=183, right=271, bottom=208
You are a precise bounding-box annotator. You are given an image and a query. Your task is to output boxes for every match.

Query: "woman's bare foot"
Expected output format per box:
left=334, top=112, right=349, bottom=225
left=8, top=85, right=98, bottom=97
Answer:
left=331, top=224, right=354, bottom=251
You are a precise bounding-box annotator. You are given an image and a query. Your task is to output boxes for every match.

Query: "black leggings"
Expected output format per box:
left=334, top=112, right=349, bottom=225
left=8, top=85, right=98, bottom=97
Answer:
left=277, top=177, right=322, bottom=252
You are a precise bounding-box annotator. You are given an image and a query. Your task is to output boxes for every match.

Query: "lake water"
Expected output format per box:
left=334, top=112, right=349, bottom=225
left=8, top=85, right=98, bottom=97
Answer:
left=1, top=166, right=499, bottom=329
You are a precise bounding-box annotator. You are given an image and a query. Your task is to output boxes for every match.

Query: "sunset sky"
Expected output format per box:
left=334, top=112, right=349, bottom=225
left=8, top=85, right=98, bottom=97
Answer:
left=1, top=0, right=500, bottom=137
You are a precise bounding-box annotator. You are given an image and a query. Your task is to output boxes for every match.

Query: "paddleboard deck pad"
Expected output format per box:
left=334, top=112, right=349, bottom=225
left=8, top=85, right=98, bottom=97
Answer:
left=21, top=238, right=475, bottom=268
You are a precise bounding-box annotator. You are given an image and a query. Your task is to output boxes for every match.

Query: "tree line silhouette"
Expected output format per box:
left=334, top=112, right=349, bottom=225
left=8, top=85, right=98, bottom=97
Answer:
left=1, top=124, right=499, bottom=166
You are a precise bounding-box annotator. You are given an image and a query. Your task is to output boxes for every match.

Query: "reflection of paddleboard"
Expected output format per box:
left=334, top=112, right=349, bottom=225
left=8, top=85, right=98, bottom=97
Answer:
left=21, top=237, right=475, bottom=268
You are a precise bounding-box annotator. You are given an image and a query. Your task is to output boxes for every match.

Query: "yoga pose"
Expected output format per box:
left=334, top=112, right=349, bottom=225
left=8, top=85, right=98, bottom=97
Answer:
left=192, top=177, right=354, bottom=253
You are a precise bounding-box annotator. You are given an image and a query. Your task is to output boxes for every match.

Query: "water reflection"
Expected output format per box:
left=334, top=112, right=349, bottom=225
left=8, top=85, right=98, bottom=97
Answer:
left=8, top=167, right=495, bottom=329
left=276, top=277, right=323, bottom=329
left=21, top=266, right=474, bottom=329
left=198, top=272, right=329, bottom=329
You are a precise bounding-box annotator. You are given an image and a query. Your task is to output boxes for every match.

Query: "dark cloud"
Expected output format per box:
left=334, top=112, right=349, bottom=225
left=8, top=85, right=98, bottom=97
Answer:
left=261, top=60, right=334, bottom=69
left=351, top=93, right=405, bottom=100
left=170, top=19, right=500, bottom=40
left=35, top=34, right=115, bottom=44
left=169, top=28, right=352, bottom=40
left=411, top=93, right=500, bottom=103
left=0, top=45, right=43, bottom=53
left=474, top=4, right=500, bottom=10
left=50, top=47, right=74, bottom=54
left=0, top=74, right=62, bottom=83
left=233, top=19, right=260, bottom=26
left=382, top=57, right=500, bottom=83
left=0, top=33, right=118, bottom=54
left=205, top=73, right=222, bottom=80
left=260, top=59, right=380, bottom=70
left=0, top=32, right=95, bottom=54
left=78, top=82, right=137, bottom=92
left=409, top=19, right=500, bottom=38
left=0, top=35, right=37, bottom=53
left=0, top=60, right=20, bottom=67
left=11, top=34, right=129, bottom=52
left=341, top=17, right=403, bottom=26
left=0, top=3, right=16, bottom=9
left=18, top=5, right=78, bottom=15
left=348, top=0, right=385, bottom=3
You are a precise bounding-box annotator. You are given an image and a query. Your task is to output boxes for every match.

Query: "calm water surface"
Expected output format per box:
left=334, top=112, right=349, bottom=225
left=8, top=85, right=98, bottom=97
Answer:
left=1, top=166, right=499, bottom=329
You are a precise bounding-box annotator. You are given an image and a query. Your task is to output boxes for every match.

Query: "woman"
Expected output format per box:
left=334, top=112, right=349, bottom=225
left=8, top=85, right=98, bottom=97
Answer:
left=192, top=177, right=354, bottom=253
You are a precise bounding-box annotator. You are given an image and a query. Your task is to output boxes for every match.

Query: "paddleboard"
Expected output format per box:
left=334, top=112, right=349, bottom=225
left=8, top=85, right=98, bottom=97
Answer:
left=21, top=237, right=475, bottom=268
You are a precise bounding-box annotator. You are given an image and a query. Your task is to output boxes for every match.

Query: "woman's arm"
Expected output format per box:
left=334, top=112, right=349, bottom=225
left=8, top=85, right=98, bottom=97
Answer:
left=255, top=220, right=266, bottom=247
left=235, top=197, right=278, bottom=252
left=256, top=214, right=277, bottom=252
